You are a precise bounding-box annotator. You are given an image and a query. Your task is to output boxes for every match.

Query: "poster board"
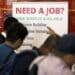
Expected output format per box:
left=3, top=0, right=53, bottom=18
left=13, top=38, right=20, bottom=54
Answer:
left=13, top=2, right=68, bottom=52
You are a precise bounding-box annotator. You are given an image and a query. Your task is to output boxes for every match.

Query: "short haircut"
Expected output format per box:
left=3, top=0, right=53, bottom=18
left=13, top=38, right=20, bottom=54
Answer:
left=6, top=22, right=28, bottom=43
left=56, top=34, right=75, bottom=54
left=4, top=17, right=18, bottom=31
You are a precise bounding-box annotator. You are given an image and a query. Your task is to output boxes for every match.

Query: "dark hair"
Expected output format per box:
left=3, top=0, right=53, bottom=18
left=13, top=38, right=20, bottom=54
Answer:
left=0, top=34, right=5, bottom=44
left=4, top=17, right=18, bottom=31
left=39, top=35, right=60, bottom=55
left=56, top=34, right=75, bottom=54
left=6, top=22, right=28, bottom=43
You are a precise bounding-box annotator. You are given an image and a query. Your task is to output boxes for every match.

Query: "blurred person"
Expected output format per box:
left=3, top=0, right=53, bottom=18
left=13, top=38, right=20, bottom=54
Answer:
left=0, top=22, right=28, bottom=75
left=29, top=27, right=61, bottom=75
left=29, top=34, right=75, bottom=75
left=55, top=34, right=75, bottom=73
left=29, top=34, right=60, bottom=75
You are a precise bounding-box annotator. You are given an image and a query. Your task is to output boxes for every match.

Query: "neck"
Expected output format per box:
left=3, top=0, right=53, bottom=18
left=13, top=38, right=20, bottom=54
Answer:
left=4, top=41, right=15, bottom=49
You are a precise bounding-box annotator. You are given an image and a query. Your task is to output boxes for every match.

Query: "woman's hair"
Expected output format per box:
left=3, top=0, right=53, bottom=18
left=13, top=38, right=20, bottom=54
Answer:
left=40, top=34, right=60, bottom=55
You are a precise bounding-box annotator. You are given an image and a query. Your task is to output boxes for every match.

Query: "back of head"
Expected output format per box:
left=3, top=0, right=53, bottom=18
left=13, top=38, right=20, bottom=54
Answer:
left=6, top=22, right=28, bottom=43
left=4, top=17, right=18, bottom=31
left=56, top=34, right=75, bottom=54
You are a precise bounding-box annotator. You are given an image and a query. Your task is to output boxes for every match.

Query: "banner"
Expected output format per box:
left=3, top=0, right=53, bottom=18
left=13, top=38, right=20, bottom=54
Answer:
left=13, top=2, right=68, bottom=51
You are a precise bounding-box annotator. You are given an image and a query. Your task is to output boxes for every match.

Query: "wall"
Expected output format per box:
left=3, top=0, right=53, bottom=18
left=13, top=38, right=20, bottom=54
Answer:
left=0, top=0, right=75, bottom=33
left=0, top=0, right=6, bottom=32
left=69, top=0, right=75, bottom=33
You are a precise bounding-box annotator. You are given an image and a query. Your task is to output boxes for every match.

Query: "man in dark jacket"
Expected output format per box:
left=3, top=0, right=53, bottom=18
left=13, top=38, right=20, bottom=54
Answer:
left=0, top=22, right=28, bottom=75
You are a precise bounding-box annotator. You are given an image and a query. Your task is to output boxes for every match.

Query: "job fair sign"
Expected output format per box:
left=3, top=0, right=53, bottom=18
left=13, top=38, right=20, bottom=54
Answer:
left=13, top=2, right=68, bottom=51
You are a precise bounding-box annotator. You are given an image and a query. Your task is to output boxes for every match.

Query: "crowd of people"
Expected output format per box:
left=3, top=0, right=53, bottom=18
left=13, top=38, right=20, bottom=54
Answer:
left=0, top=16, right=75, bottom=75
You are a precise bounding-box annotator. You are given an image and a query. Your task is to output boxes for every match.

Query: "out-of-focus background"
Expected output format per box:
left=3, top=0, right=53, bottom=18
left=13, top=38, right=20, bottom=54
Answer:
left=0, top=0, right=75, bottom=33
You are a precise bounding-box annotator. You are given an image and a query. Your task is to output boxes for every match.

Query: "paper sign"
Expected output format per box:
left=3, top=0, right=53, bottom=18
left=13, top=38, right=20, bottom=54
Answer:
left=13, top=2, right=68, bottom=51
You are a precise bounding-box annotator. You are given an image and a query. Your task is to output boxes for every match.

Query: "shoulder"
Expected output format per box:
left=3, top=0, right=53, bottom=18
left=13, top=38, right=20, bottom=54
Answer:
left=29, top=56, right=45, bottom=70
left=38, top=54, right=73, bottom=75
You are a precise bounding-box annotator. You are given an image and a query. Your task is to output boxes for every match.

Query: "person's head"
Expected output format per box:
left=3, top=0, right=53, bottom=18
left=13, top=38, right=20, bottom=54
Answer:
left=5, top=22, right=28, bottom=50
left=4, top=17, right=18, bottom=32
left=55, top=34, right=75, bottom=67
left=40, top=35, right=60, bottom=55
